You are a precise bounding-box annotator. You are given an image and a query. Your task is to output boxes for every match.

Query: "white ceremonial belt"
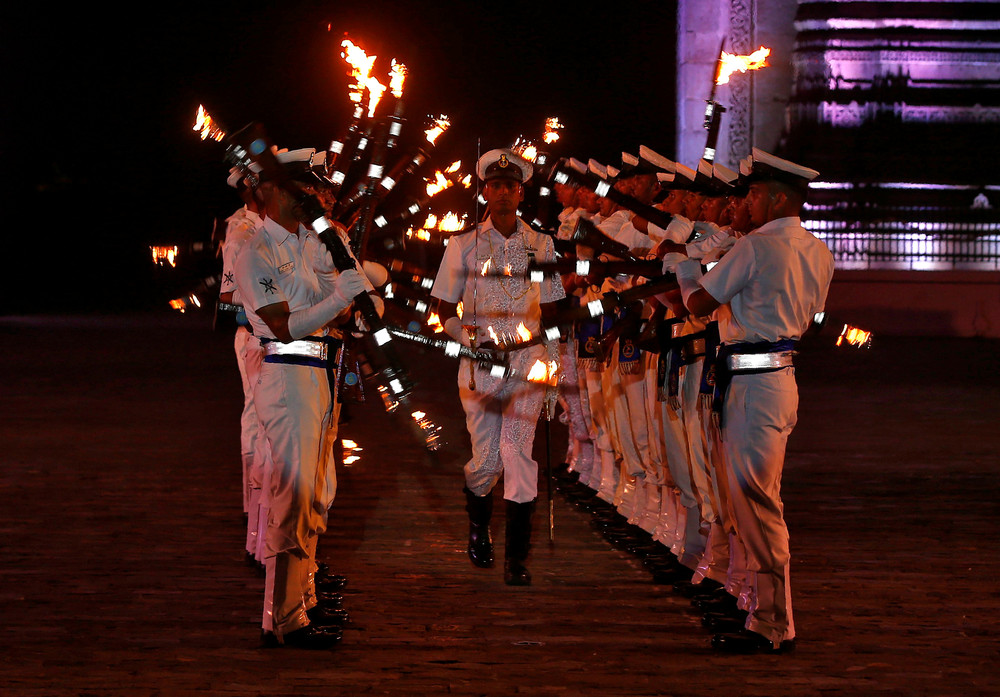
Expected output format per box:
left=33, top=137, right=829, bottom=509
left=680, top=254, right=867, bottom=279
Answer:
left=727, top=351, right=794, bottom=372
left=263, top=339, right=328, bottom=361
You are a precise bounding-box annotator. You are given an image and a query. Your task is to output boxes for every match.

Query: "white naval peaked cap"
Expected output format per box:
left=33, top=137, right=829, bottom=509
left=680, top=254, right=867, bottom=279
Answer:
left=588, top=159, right=608, bottom=178
left=746, top=147, right=819, bottom=194
left=639, top=145, right=676, bottom=173
left=674, top=162, right=697, bottom=183
left=621, top=151, right=639, bottom=167
left=568, top=157, right=589, bottom=174
left=606, top=165, right=620, bottom=179
left=477, top=148, right=532, bottom=183
left=656, top=171, right=677, bottom=184
left=276, top=148, right=316, bottom=165
left=713, top=162, right=738, bottom=186
left=697, top=159, right=714, bottom=179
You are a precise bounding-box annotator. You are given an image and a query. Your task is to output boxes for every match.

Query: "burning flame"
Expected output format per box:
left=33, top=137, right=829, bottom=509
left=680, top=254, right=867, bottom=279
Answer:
left=151, top=245, right=178, bottom=267
left=426, top=170, right=453, bottom=197
left=193, top=105, right=225, bottom=142
left=526, top=359, right=559, bottom=385
left=511, top=137, right=537, bottom=162
left=389, top=59, right=407, bottom=98
left=423, top=213, right=438, bottom=229
left=835, top=324, right=873, bottom=349
left=405, top=226, right=432, bottom=241
left=437, top=212, right=466, bottom=232
left=445, top=160, right=461, bottom=174
left=716, top=47, right=771, bottom=86
left=486, top=326, right=501, bottom=345
left=481, top=258, right=492, bottom=276
left=456, top=301, right=463, bottom=319
left=427, top=313, right=444, bottom=333
left=341, top=38, right=387, bottom=116
left=543, top=117, right=563, bottom=144
left=424, top=115, right=451, bottom=144
left=515, top=322, right=532, bottom=342
left=460, top=174, right=472, bottom=188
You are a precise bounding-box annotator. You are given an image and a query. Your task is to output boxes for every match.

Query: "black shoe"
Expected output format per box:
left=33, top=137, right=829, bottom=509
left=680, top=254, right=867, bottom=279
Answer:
left=712, top=629, right=795, bottom=654
left=504, top=558, right=532, bottom=586
left=261, top=624, right=343, bottom=649
left=693, top=593, right=739, bottom=612
left=674, top=578, right=724, bottom=597
left=316, top=574, right=348, bottom=592
left=701, top=611, right=747, bottom=632
left=307, top=605, right=350, bottom=626
left=464, top=487, right=495, bottom=568
left=316, top=591, right=344, bottom=608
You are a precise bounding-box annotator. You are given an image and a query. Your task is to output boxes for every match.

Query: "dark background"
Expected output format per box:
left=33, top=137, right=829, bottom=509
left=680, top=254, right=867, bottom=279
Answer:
left=5, top=1, right=678, bottom=313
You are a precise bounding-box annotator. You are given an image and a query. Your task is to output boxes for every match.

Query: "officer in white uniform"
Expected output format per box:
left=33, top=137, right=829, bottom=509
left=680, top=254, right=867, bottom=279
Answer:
left=235, top=149, right=371, bottom=649
left=218, top=169, right=266, bottom=563
left=431, top=148, right=565, bottom=586
left=672, top=148, right=833, bottom=653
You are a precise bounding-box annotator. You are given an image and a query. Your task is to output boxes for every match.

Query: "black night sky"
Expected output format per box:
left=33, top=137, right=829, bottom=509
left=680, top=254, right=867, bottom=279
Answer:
left=6, top=2, right=678, bottom=313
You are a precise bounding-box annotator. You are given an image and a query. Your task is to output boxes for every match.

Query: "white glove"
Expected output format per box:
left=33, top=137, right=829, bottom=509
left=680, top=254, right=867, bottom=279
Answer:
left=675, top=258, right=704, bottom=307
left=332, top=268, right=367, bottom=307
left=444, top=316, right=471, bottom=347
left=286, top=270, right=364, bottom=341
left=661, top=252, right=688, bottom=274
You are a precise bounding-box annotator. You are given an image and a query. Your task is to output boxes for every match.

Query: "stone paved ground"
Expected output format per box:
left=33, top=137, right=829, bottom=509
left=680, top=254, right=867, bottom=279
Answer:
left=1, top=313, right=998, bottom=697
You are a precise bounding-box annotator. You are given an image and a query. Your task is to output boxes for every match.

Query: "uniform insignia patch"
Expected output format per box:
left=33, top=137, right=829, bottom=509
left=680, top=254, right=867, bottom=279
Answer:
left=278, top=261, right=295, bottom=274
left=499, top=154, right=509, bottom=168
left=224, top=272, right=234, bottom=285
left=260, top=278, right=277, bottom=294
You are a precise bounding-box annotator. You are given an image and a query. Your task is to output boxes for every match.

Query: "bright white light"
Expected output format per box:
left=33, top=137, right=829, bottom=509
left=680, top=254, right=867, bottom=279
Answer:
left=375, top=215, right=388, bottom=228
left=312, top=217, right=331, bottom=232
left=408, top=203, right=421, bottom=215
left=381, top=177, right=396, bottom=191
left=554, top=171, right=569, bottom=185
left=490, top=365, right=506, bottom=378
left=530, top=270, right=544, bottom=283
left=539, top=187, right=551, bottom=197
left=595, top=181, right=611, bottom=197
left=368, top=164, right=384, bottom=179
left=420, top=277, right=433, bottom=289
left=587, top=299, right=604, bottom=317
left=415, top=301, right=428, bottom=313
left=576, top=260, right=591, bottom=276
left=445, top=341, right=460, bottom=357
left=374, top=328, right=391, bottom=346
left=390, top=122, right=403, bottom=137
left=390, top=378, right=404, bottom=394
left=330, top=140, right=344, bottom=154
left=544, top=326, right=560, bottom=341
left=332, top=171, right=346, bottom=185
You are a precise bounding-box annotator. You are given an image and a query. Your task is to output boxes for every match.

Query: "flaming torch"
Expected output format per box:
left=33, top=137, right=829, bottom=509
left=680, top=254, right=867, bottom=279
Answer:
left=193, top=105, right=226, bottom=142
left=703, top=43, right=771, bottom=162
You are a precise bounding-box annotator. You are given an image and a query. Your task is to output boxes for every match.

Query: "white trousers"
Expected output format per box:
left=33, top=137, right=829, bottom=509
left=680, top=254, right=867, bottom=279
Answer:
left=459, top=349, right=546, bottom=504
left=723, top=368, right=798, bottom=645
left=255, top=360, right=337, bottom=635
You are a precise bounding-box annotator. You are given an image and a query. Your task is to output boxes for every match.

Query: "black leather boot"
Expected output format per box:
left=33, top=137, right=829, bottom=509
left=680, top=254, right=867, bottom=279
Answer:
left=504, top=499, right=536, bottom=586
left=464, top=487, right=494, bottom=568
